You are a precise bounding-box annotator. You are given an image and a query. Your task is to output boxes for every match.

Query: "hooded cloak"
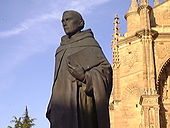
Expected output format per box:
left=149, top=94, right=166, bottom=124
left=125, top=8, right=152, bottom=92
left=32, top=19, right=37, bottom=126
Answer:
left=46, top=29, right=112, bottom=128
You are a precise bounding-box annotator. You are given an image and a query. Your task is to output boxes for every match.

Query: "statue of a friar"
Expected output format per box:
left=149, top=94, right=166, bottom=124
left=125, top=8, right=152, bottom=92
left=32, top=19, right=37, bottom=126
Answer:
left=46, top=10, right=112, bottom=128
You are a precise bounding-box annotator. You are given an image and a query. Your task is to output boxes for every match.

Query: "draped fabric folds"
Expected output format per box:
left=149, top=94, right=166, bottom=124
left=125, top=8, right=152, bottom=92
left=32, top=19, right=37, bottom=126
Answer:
left=46, top=29, right=112, bottom=128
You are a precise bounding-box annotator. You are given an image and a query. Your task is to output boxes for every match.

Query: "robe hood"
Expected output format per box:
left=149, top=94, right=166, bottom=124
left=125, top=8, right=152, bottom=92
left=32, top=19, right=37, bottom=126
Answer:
left=61, top=29, right=94, bottom=45
left=47, top=28, right=112, bottom=128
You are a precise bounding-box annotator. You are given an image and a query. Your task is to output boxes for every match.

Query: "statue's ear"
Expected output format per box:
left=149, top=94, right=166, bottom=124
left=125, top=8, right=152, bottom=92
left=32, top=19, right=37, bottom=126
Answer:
left=79, top=20, right=84, bottom=29
left=79, top=20, right=83, bottom=26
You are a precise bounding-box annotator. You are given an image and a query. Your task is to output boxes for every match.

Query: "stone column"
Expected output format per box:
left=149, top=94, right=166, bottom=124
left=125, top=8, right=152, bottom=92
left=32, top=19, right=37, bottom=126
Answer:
left=140, top=89, right=160, bottom=128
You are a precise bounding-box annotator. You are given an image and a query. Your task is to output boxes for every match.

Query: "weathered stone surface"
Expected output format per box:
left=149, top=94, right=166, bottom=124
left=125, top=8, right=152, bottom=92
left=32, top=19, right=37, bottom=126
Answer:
left=110, top=0, right=170, bottom=128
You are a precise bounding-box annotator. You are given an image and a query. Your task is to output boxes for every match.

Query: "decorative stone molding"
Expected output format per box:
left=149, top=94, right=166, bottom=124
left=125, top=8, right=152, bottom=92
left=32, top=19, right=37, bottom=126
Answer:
left=113, top=46, right=120, bottom=69
left=143, top=88, right=158, bottom=95
left=135, top=29, right=158, bottom=39
left=137, top=5, right=152, bottom=14
left=110, top=1, right=170, bottom=127
left=139, top=91, right=160, bottom=128
left=121, top=47, right=139, bottom=71
left=157, top=58, right=170, bottom=84
left=117, top=35, right=139, bottom=46
left=122, top=82, right=142, bottom=101
left=140, top=88, right=159, bottom=105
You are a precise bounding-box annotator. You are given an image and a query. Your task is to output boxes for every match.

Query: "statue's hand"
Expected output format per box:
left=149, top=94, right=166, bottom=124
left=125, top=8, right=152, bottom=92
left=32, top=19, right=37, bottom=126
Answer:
left=68, top=63, right=85, bottom=81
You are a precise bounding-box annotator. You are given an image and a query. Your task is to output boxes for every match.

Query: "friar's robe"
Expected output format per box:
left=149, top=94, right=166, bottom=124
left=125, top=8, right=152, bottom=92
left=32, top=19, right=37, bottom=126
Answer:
left=46, top=29, right=112, bottom=128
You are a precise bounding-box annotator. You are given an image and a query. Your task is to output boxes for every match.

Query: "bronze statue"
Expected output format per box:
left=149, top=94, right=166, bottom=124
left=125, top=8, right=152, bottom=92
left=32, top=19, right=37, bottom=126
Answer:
left=46, top=10, right=112, bottom=128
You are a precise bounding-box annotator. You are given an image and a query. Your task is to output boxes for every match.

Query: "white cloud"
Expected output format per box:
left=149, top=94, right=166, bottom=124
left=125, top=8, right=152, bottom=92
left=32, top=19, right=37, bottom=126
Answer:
left=0, top=0, right=111, bottom=38
left=0, top=0, right=111, bottom=77
left=0, top=26, right=27, bottom=37
left=0, top=11, right=62, bottom=38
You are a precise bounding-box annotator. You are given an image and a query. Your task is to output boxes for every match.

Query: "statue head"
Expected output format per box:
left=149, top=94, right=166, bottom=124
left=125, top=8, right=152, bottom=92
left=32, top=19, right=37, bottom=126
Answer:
left=62, top=10, right=85, bottom=37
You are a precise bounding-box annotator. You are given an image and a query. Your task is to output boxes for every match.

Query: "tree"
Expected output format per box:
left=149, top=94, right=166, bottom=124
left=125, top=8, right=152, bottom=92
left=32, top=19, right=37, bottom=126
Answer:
left=7, top=117, right=22, bottom=128
left=7, top=106, right=36, bottom=128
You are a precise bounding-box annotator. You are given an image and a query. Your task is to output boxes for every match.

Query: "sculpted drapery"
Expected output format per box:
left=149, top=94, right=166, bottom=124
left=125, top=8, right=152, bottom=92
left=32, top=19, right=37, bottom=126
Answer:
left=46, top=11, right=112, bottom=128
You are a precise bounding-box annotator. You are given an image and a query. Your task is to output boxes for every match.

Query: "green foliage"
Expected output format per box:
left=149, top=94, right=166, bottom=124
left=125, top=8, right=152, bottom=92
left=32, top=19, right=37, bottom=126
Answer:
left=7, top=107, right=36, bottom=128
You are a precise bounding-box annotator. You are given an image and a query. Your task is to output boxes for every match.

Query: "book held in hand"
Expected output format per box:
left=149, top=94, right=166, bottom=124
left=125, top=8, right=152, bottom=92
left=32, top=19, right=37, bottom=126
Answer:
left=67, top=48, right=104, bottom=71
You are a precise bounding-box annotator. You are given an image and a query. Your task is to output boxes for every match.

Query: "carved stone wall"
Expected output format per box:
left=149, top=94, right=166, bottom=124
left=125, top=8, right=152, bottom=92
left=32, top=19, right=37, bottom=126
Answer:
left=153, top=0, right=170, bottom=26
left=118, top=40, right=143, bottom=77
left=110, top=0, right=170, bottom=128
left=157, top=62, right=170, bottom=128
left=155, top=39, right=170, bottom=81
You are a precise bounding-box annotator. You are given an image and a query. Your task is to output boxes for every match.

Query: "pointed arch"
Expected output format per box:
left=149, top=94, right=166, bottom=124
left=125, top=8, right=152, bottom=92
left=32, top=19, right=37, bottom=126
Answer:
left=157, top=57, right=170, bottom=85
left=157, top=57, right=170, bottom=128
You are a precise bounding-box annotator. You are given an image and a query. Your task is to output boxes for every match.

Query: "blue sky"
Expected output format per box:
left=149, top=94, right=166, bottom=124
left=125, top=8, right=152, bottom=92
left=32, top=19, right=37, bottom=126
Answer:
left=0, top=0, right=130, bottom=127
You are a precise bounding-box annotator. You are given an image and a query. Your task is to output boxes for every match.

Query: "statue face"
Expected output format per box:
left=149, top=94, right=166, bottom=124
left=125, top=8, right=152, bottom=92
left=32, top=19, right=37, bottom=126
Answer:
left=62, top=12, right=81, bottom=36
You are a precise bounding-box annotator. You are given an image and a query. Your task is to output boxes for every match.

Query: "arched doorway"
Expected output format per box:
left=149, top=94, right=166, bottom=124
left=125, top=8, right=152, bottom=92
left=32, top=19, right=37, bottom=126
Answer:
left=157, top=58, right=170, bottom=128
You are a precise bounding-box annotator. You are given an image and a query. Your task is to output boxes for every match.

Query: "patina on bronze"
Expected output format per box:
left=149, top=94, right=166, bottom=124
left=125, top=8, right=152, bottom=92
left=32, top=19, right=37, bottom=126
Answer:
left=46, top=10, right=112, bottom=128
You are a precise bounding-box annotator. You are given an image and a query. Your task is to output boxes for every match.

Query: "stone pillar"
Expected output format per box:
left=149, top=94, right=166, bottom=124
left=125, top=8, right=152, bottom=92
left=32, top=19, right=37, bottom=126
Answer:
left=140, top=88, right=160, bottom=128
left=136, top=29, right=158, bottom=89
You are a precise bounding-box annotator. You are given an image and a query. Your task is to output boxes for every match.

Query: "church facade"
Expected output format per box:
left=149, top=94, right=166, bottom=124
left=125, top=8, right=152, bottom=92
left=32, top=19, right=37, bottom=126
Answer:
left=110, top=0, right=170, bottom=128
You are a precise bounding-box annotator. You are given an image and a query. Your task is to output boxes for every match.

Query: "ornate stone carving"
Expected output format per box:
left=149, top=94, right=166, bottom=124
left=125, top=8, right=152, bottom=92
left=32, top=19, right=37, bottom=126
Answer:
left=157, top=58, right=170, bottom=89
left=142, top=98, right=158, bottom=104
left=122, top=82, right=142, bottom=101
left=140, top=88, right=159, bottom=106
left=143, top=88, right=158, bottom=95
left=156, top=42, right=170, bottom=59
left=162, top=80, right=168, bottom=101
left=121, top=47, right=139, bottom=71
left=140, top=92, right=160, bottom=128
